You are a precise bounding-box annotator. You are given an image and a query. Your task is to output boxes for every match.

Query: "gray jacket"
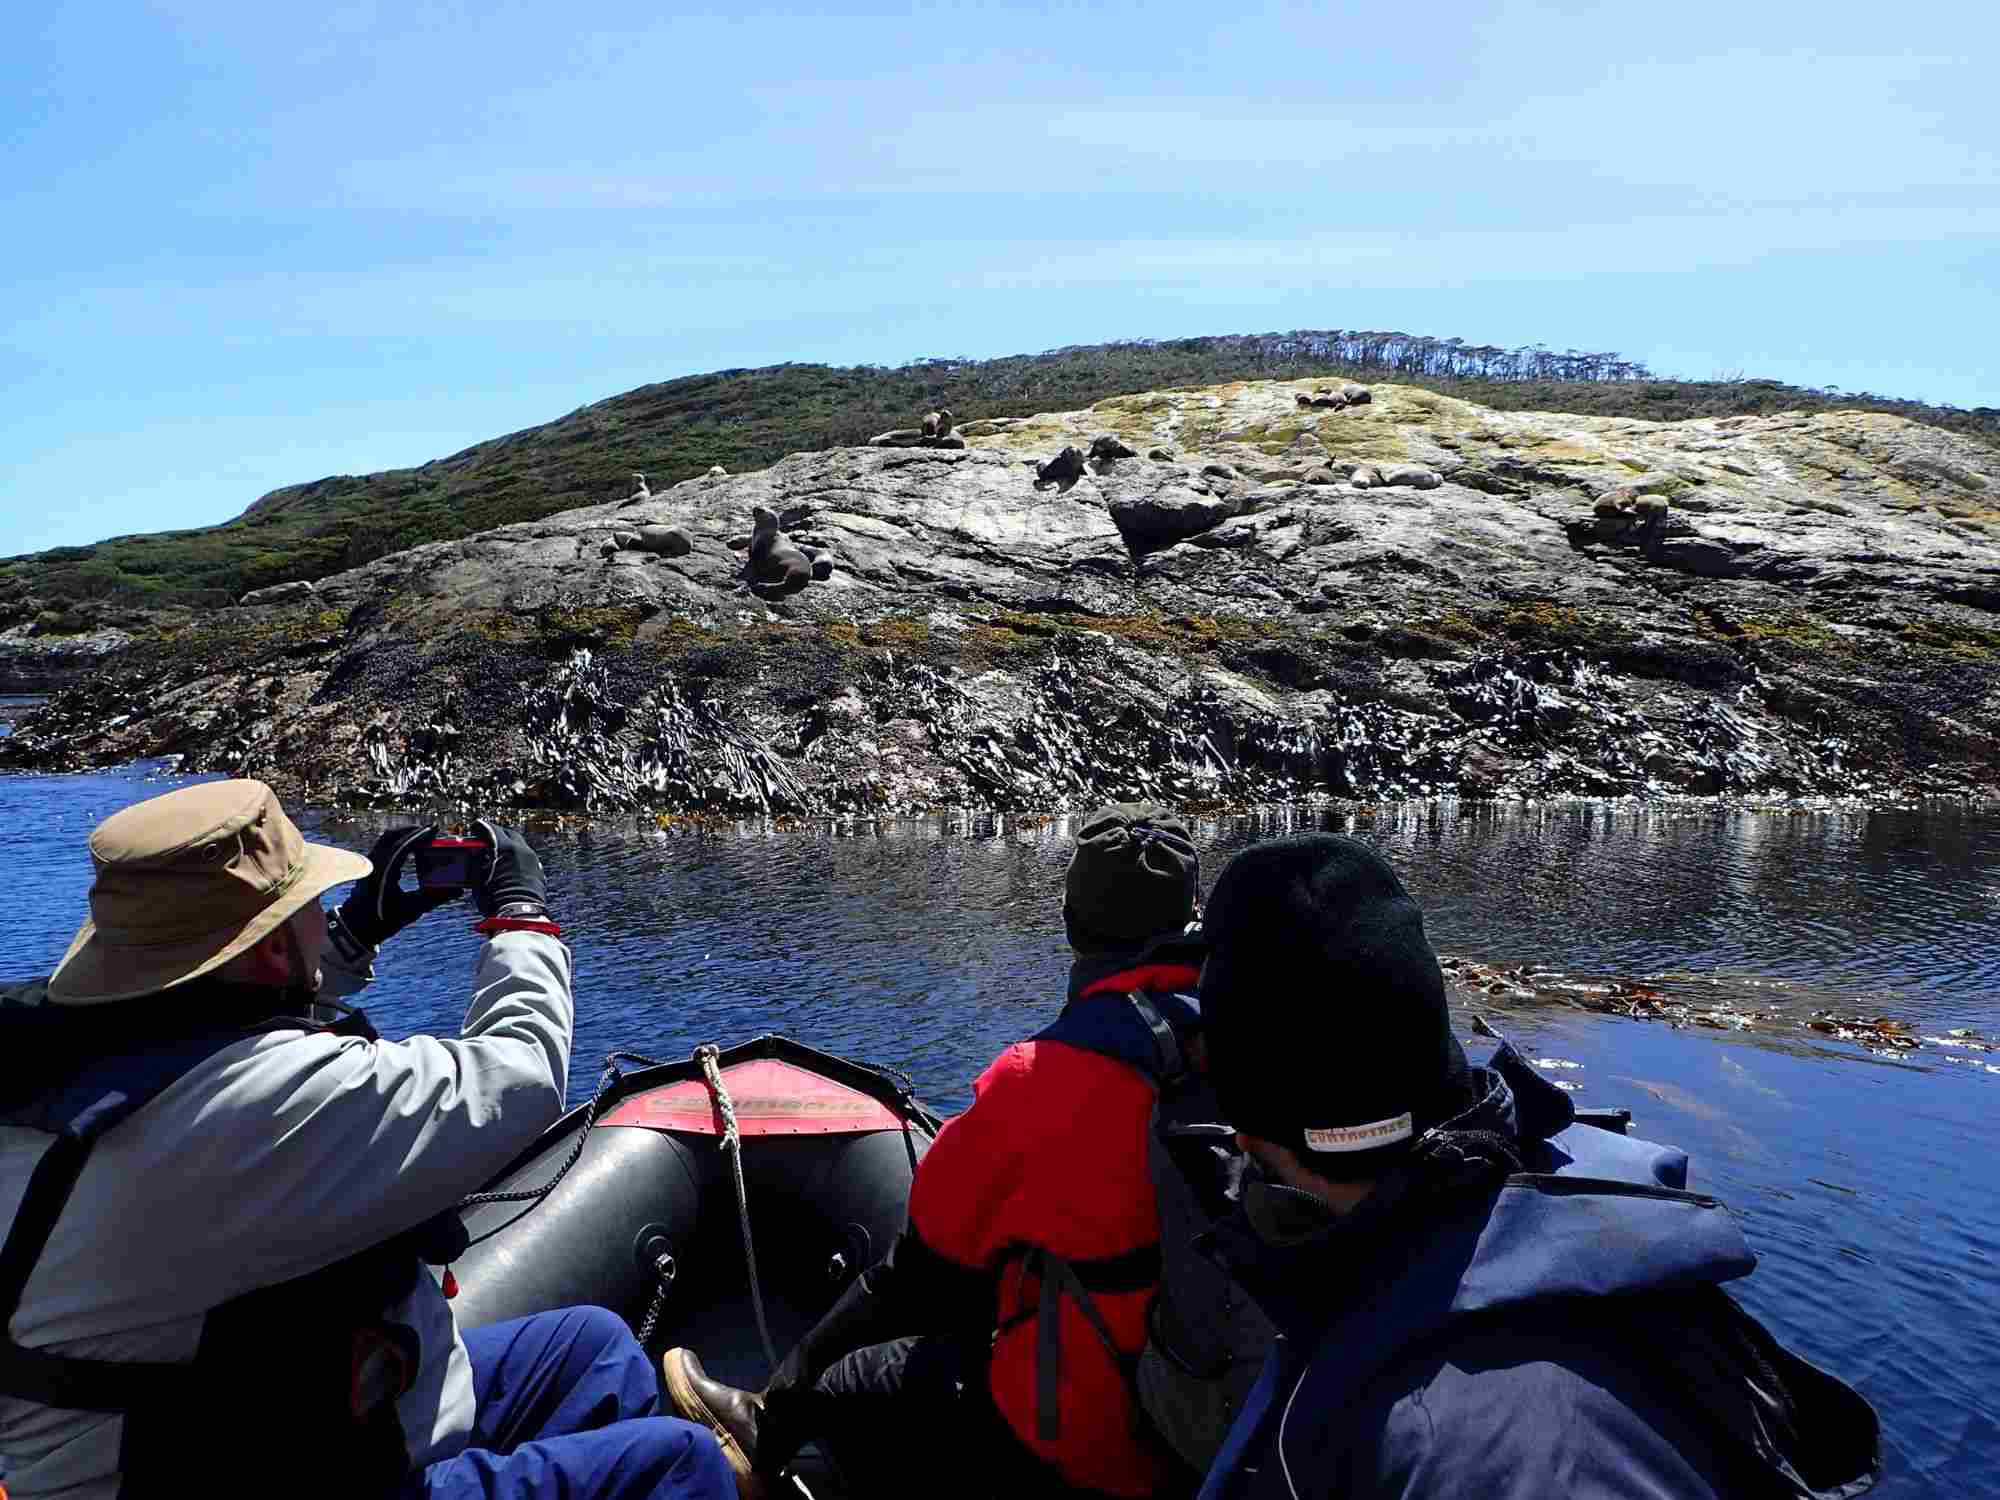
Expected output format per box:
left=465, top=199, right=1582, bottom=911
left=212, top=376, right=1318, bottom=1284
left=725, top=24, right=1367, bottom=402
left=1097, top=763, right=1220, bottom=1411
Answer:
left=0, top=927, right=573, bottom=1499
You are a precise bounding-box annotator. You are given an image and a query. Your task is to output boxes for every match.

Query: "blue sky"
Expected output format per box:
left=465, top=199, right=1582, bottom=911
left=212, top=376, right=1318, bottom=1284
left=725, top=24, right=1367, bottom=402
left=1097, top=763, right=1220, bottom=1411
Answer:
left=3, top=0, right=1995, bottom=557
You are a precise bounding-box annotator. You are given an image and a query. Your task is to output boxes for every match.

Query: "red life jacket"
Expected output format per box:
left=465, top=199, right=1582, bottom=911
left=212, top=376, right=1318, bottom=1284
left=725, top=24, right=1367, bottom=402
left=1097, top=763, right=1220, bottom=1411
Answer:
left=907, top=958, right=1201, bottom=1496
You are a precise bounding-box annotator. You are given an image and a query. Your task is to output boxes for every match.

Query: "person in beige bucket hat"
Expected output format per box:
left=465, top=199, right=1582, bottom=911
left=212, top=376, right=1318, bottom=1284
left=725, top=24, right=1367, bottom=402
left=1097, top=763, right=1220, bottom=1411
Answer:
left=45, top=778, right=375, bottom=1004
left=2, top=781, right=735, bottom=1500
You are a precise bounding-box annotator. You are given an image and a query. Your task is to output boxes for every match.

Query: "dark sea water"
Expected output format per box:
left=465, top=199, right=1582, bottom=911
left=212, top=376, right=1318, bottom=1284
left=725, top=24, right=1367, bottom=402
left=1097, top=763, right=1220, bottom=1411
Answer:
left=4, top=748, right=1997, bottom=1496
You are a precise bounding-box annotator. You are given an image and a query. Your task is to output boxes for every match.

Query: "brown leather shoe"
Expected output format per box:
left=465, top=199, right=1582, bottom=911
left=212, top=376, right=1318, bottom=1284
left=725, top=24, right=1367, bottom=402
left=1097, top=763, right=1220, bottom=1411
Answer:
left=661, top=1347, right=766, bottom=1499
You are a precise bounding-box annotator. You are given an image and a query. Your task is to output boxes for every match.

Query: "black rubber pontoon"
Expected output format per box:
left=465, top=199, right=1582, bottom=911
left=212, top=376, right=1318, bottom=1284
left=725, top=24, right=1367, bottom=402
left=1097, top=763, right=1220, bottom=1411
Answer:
left=451, top=1035, right=936, bottom=1389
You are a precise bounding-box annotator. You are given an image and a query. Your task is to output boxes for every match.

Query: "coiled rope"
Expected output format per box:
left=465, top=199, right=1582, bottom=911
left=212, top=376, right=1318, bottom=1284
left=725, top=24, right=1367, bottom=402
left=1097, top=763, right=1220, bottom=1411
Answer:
left=697, top=1042, right=782, bottom=1375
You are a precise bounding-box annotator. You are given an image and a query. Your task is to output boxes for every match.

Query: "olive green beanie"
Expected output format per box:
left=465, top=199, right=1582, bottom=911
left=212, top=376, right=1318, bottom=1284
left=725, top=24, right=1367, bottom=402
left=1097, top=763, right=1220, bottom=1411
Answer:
left=1063, top=803, right=1199, bottom=953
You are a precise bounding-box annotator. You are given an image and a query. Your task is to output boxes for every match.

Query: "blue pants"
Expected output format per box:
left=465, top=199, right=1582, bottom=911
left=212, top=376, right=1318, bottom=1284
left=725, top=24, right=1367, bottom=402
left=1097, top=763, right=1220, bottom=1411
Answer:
left=405, top=1306, right=735, bottom=1500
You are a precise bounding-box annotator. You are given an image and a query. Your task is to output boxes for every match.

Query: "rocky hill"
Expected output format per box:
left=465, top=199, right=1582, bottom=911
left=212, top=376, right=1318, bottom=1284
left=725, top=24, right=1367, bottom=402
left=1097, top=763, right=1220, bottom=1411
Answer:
left=5, top=378, right=1997, bottom=813
left=4, top=331, right=1992, bottom=613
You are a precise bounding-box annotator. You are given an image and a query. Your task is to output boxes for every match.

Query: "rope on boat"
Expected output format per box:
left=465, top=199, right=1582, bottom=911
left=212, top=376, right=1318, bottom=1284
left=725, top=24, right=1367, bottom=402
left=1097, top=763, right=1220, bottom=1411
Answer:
left=697, top=1043, right=783, bottom=1376
left=458, top=1049, right=672, bottom=1210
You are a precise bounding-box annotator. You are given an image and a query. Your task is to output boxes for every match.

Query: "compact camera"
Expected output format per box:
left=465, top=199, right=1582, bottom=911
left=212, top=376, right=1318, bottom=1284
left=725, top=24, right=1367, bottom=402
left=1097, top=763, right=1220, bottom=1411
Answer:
left=414, top=835, right=493, bottom=890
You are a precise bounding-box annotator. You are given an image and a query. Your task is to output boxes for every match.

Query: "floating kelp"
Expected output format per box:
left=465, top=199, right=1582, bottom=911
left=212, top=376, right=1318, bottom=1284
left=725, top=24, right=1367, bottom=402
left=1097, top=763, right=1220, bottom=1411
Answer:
left=1443, top=954, right=1987, bottom=1067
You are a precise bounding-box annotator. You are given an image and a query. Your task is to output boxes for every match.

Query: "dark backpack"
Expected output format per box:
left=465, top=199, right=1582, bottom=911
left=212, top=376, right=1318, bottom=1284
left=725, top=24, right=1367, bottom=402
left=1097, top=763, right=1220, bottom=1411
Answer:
left=1025, top=991, right=1276, bottom=1472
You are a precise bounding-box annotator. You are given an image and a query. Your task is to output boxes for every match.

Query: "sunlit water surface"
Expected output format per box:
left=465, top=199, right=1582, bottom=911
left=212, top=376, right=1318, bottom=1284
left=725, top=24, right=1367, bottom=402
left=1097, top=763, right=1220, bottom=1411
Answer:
left=4, top=748, right=1996, bottom=1497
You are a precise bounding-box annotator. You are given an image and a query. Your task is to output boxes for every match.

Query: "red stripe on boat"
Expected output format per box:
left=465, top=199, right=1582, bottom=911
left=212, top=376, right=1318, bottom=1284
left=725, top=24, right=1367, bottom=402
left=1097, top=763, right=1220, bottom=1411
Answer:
left=600, top=1057, right=907, bottom=1137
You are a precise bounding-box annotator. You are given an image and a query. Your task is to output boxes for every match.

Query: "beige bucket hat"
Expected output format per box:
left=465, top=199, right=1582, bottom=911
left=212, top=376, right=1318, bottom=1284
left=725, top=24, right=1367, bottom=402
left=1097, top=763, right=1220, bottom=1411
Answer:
left=46, top=779, right=373, bottom=1006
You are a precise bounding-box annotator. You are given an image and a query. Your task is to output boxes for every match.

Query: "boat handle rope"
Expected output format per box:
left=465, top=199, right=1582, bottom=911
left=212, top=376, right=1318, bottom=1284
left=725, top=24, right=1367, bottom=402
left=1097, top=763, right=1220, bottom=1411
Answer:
left=697, top=1043, right=784, bottom=1376
left=458, top=1049, right=674, bottom=1210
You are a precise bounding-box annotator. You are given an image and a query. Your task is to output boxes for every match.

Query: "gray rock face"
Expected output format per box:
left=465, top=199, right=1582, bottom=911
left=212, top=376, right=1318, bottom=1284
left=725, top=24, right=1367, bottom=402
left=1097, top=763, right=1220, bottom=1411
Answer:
left=240, top=580, right=318, bottom=606
left=8, top=378, right=1997, bottom=810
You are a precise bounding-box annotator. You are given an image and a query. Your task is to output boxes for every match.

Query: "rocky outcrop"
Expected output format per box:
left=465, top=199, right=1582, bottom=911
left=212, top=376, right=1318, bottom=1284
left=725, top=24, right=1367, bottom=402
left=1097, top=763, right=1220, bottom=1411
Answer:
left=0, top=623, right=137, bottom=693
left=5, top=379, right=1997, bottom=813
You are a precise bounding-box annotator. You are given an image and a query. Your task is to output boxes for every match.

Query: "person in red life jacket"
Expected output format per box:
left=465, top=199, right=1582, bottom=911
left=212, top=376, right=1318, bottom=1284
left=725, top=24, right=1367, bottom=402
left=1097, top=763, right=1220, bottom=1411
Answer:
left=658, top=804, right=1206, bottom=1500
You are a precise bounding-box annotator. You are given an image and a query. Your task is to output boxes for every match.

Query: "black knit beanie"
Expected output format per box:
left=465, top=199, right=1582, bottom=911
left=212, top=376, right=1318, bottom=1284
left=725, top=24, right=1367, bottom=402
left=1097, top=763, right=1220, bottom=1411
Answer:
left=1063, top=804, right=1199, bottom=953
left=1200, top=834, right=1472, bottom=1180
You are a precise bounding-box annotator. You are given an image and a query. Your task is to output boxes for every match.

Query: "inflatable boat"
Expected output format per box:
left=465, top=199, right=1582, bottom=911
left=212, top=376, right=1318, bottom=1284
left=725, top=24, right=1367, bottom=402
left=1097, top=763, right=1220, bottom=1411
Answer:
left=452, top=1035, right=940, bottom=1391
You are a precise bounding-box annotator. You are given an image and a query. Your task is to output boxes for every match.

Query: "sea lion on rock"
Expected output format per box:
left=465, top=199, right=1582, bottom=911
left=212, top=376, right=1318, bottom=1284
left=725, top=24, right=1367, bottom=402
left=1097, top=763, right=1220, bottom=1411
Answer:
left=750, top=505, right=811, bottom=592
left=1035, top=446, right=1086, bottom=489
left=1340, top=384, right=1372, bottom=406
left=1297, top=389, right=1349, bottom=410
left=706, top=465, right=729, bottom=479
left=1379, top=464, right=1442, bottom=490
left=1087, top=435, right=1138, bottom=468
left=921, top=408, right=955, bottom=440
left=624, top=472, right=652, bottom=504
left=1349, top=465, right=1382, bottom=489
left=635, top=525, right=693, bottom=557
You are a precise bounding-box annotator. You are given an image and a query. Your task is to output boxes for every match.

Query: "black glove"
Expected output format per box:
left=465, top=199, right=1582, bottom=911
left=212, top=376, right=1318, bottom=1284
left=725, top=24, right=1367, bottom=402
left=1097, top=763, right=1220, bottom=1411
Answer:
left=331, top=826, right=462, bottom=952
left=470, top=820, right=549, bottom=917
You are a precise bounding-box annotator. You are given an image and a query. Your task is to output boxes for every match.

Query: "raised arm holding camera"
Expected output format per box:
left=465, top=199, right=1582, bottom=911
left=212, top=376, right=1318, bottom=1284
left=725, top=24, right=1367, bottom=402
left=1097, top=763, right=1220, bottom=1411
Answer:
left=0, top=780, right=731, bottom=1500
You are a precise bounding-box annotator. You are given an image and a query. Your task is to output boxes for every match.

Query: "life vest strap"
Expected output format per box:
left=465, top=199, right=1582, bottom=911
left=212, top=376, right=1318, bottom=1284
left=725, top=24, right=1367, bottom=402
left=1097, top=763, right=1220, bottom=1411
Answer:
left=0, top=1129, right=185, bottom=1411
left=1025, top=1247, right=1137, bottom=1443
left=0, top=1011, right=369, bottom=1413
left=1122, top=992, right=1188, bottom=1089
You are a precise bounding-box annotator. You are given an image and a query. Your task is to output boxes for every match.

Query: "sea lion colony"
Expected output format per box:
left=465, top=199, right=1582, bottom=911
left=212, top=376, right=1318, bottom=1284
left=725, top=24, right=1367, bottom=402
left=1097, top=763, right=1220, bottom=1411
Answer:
left=1296, top=383, right=1373, bottom=410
